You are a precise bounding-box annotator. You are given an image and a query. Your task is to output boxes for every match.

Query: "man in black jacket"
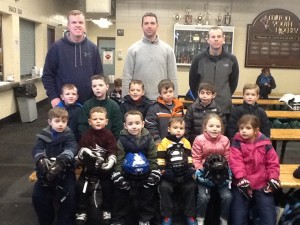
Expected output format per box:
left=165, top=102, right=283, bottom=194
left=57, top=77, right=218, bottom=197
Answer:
left=189, top=27, right=239, bottom=120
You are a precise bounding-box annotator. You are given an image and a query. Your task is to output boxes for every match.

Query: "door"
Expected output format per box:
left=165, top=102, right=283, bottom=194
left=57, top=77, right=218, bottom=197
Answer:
left=98, top=37, right=115, bottom=77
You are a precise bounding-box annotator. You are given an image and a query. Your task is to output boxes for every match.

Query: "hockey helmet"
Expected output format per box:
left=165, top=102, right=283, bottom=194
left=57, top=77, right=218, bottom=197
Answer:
left=203, top=154, right=229, bottom=185
left=122, top=152, right=150, bottom=179
left=166, top=143, right=188, bottom=176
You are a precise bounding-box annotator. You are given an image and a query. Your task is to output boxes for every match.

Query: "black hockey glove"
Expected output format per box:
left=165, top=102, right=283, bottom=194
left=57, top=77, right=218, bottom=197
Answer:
left=36, top=157, right=51, bottom=175
left=45, top=160, right=66, bottom=182
left=111, top=172, right=130, bottom=190
left=237, top=178, right=253, bottom=199
left=144, top=170, right=161, bottom=188
left=264, top=178, right=281, bottom=193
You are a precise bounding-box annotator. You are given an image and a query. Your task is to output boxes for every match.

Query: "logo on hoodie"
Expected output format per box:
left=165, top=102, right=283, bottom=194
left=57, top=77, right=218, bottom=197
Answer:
left=84, top=52, right=92, bottom=58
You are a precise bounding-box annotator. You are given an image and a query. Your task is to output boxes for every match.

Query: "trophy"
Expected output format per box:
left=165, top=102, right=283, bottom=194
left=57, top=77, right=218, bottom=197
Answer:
left=224, top=8, right=232, bottom=26
left=216, top=14, right=222, bottom=26
left=174, top=13, right=181, bottom=24
left=197, top=13, right=203, bottom=25
left=185, top=8, right=193, bottom=25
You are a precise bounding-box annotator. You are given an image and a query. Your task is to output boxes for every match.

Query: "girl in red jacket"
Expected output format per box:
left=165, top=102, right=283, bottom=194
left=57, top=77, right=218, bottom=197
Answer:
left=230, top=114, right=280, bottom=225
left=192, top=113, right=232, bottom=225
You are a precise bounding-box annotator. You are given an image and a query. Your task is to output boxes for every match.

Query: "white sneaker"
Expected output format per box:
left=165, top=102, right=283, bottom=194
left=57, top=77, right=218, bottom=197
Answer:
left=196, top=217, right=204, bottom=225
left=103, top=211, right=111, bottom=220
left=138, top=221, right=150, bottom=225
left=75, top=213, right=87, bottom=225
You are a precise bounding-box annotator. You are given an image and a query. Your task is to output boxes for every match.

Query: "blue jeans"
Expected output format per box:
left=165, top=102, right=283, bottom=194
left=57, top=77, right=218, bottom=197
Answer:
left=230, top=187, right=276, bottom=225
left=197, top=184, right=232, bottom=220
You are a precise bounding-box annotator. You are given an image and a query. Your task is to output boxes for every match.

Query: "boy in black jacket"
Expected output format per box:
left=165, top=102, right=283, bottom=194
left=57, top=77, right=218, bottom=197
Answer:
left=119, top=79, right=152, bottom=121
left=111, top=110, right=161, bottom=225
left=227, top=83, right=270, bottom=142
left=32, top=107, right=78, bottom=225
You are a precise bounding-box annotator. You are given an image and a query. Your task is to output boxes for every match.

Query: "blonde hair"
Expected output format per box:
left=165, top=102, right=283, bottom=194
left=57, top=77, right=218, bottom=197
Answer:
left=243, top=83, right=260, bottom=95
left=89, top=107, right=107, bottom=118
left=67, top=10, right=85, bottom=22
left=61, top=84, right=78, bottom=94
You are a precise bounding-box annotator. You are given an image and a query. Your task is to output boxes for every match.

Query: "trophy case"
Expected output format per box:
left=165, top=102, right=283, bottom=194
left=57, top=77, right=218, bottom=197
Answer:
left=174, top=25, right=234, bottom=66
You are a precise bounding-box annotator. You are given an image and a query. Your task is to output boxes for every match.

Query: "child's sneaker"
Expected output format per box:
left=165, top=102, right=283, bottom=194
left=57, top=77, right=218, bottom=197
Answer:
left=75, top=212, right=87, bottom=225
left=102, top=211, right=111, bottom=224
left=186, top=216, right=197, bottom=225
left=138, top=221, right=150, bottom=225
left=162, top=217, right=172, bottom=225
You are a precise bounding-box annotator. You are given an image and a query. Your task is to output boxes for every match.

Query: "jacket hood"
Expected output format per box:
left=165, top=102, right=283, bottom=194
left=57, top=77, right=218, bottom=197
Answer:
left=156, top=97, right=184, bottom=114
left=61, top=31, right=88, bottom=67
left=62, top=31, right=87, bottom=46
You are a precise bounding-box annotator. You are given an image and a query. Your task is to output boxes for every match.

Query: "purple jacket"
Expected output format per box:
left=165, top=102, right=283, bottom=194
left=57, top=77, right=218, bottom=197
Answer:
left=230, top=132, right=279, bottom=190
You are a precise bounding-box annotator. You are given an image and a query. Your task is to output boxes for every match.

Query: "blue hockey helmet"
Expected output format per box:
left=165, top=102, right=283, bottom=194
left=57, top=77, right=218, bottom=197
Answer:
left=122, top=152, right=150, bottom=179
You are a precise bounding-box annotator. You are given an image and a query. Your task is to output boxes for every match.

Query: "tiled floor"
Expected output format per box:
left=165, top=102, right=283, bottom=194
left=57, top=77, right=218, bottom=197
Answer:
left=0, top=100, right=299, bottom=225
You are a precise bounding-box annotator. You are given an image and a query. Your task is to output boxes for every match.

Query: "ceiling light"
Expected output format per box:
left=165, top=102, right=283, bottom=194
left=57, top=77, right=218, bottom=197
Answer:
left=91, top=18, right=113, bottom=28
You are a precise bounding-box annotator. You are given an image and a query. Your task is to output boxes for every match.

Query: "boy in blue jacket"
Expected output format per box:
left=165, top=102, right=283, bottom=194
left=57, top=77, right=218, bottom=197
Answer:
left=32, top=107, right=78, bottom=225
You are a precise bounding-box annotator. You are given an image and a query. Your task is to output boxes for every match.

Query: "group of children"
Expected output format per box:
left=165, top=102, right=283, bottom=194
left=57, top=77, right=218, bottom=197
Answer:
left=32, top=75, right=281, bottom=225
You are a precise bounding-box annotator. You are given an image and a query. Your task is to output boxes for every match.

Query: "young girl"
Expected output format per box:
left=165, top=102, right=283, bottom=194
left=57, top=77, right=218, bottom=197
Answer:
left=192, top=113, right=232, bottom=225
left=230, top=114, right=280, bottom=225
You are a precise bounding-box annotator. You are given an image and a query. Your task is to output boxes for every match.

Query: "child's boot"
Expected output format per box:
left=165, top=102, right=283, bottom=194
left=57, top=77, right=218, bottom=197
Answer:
left=220, top=218, right=228, bottom=225
left=196, top=217, right=205, bottom=225
left=75, top=212, right=87, bottom=225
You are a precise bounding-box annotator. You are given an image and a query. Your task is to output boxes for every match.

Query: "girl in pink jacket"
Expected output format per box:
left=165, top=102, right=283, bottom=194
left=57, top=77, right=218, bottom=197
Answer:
left=192, top=113, right=232, bottom=225
left=230, top=114, right=280, bottom=225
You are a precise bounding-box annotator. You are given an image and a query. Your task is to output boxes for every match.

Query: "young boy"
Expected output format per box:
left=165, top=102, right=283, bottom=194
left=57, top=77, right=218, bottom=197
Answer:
left=119, top=79, right=152, bottom=120
left=184, top=82, right=226, bottom=144
left=76, top=107, right=117, bottom=225
left=226, top=83, right=270, bottom=142
left=111, top=110, right=161, bottom=225
left=57, top=83, right=82, bottom=141
left=158, top=117, right=197, bottom=225
left=110, top=78, right=122, bottom=105
left=145, top=79, right=184, bottom=144
left=32, top=107, right=78, bottom=225
left=78, top=75, right=123, bottom=139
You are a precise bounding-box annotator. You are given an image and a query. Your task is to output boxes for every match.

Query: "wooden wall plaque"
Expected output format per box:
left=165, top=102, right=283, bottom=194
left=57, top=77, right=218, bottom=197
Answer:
left=245, top=9, right=300, bottom=68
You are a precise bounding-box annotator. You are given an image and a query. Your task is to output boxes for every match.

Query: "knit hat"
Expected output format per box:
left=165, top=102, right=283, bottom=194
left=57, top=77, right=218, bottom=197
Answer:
left=293, top=166, right=300, bottom=179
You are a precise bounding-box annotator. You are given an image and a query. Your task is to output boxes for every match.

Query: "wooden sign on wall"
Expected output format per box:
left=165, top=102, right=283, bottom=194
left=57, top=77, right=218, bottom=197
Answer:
left=245, top=9, right=300, bottom=68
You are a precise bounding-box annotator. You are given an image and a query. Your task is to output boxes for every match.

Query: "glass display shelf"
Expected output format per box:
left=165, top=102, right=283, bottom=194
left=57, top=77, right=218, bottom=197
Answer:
left=174, top=24, right=234, bottom=66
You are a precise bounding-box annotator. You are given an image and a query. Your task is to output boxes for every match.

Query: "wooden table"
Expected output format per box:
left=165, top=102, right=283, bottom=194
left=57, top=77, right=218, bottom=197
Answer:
left=266, top=110, right=300, bottom=119
left=280, top=164, right=300, bottom=188
left=232, top=98, right=285, bottom=105
left=271, top=129, right=300, bottom=163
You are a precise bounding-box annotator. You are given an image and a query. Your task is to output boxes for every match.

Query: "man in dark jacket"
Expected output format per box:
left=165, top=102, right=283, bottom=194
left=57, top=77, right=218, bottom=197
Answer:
left=189, top=26, right=239, bottom=120
left=42, top=10, right=103, bottom=106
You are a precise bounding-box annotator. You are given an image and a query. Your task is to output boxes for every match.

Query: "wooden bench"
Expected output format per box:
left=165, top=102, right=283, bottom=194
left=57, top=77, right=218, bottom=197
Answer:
left=266, top=110, right=300, bottom=119
left=232, top=98, right=285, bottom=106
left=28, top=167, right=83, bottom=183
left=280, top=164, right=300, bottom=188
left=271, top=129, right=300, bottom=163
